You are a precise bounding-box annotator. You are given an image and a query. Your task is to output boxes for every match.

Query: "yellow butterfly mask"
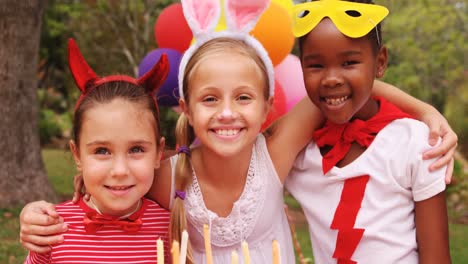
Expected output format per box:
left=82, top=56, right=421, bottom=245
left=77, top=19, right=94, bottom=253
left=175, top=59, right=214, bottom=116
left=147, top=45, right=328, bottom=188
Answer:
left=291, top=0, right=389, bottom=38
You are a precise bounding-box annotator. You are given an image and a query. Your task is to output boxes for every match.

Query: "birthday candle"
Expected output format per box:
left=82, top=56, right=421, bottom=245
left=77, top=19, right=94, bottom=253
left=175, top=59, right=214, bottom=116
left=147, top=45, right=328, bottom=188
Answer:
left=179, top=230, right=188, bottom=264
left=157, top=238, right=164, bottom=263
left=231, top=250, right=239, bottom=264
left=172, top=240, right=180, bottom=264
left=272, top=240, right=281, bottom=264
left=242, top=241, right=251, bottom=264
left=203, top=224, right=213, bottom=264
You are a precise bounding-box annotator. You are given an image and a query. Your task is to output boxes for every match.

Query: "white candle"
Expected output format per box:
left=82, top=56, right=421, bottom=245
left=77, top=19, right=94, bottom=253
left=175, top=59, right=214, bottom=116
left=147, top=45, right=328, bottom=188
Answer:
left=179, top=230, right=188, bottom=264
left=157, top=238, right=164, bottom=263
left=203, top=224, right=213, bottom=264
left=231, top=250, right=239, bottom=264
left=172, top=240, right=180, bottom=264
left=242, top=240, right=250, bottom=264
left=272, top=240, right=281, bottom=264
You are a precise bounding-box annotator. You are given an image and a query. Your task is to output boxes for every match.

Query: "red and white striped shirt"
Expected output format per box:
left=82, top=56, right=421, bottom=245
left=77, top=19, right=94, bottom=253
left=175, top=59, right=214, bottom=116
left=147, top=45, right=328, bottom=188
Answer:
left=25, top=197, right=171, bottom=264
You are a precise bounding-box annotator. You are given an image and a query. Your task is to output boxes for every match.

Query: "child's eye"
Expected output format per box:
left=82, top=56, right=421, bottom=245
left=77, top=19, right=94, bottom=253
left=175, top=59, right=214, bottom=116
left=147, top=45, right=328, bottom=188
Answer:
left=343, top=60, right=359, bottom=66
left=129, top=146, right=144, bottom=154
left=237, top=94, right=252, bottom=101
left=308, top=63, right=323, bottom=69
left=95, top=147, right=110, bottom=155
left=202, top=96, right=217, bottom=103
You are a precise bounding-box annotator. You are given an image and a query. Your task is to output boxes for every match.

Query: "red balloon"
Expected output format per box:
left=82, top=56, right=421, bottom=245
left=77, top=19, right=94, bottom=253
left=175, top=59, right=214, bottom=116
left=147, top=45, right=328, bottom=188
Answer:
left=154, top=4, right=193, bottom=52
left=261, top=80, right=287, bottom=131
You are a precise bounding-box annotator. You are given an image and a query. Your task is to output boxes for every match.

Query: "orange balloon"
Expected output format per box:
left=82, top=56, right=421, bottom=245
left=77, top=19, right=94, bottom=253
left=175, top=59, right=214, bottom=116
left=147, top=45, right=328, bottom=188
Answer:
left=251, top=2, right=294, bottom=66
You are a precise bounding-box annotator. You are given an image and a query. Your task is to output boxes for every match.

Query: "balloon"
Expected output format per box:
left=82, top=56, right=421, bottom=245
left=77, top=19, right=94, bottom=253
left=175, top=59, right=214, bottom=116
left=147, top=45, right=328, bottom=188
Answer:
left=261, top=80, right=287, bottom=131
left=251, top=2, right=294, bottom=66
left=138, top=48, right=182, bottom=107
left=154, top=4, right=193, bottom=52
left=272, top=0, right=294, bottom=12
left=274, top=54, right=307, bottom=111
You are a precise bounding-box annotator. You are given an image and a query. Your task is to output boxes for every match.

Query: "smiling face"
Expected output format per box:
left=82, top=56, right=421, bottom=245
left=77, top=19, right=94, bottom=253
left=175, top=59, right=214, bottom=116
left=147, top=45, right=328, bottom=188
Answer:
left=70, top=99, right=163, bottom=216
left=300, top=18, right=387, bottom=124
left=181, top=50, right=272, bottom=157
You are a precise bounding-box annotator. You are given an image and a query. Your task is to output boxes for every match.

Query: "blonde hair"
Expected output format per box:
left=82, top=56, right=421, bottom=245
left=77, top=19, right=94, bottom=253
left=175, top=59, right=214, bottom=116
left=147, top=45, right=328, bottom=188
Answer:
left=183, top=37, right=270, bottom=102
left=169, top=37, right=270, bottom=263
left=170, top=113, right=195, bottom=264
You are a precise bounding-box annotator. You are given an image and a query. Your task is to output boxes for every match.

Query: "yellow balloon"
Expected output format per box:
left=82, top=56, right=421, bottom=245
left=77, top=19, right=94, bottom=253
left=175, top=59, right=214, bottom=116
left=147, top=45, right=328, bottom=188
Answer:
left=272, top=0, right=294, bottom=12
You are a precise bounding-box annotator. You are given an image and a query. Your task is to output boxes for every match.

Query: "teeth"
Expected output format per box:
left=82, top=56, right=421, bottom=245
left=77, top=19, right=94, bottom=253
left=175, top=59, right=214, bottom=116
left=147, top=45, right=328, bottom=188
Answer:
left=108, top=186, right=130, bottom=190
left=325, top=96, right=348, bottom=105
left=215, top=129, right=239, bottom=136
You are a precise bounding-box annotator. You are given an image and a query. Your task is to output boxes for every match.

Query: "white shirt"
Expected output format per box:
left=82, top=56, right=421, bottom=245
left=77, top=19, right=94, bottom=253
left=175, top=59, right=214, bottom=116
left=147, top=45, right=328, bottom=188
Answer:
left=286, top=119, right=446, bottom=264
left=170, top=134, right=295, bottom=263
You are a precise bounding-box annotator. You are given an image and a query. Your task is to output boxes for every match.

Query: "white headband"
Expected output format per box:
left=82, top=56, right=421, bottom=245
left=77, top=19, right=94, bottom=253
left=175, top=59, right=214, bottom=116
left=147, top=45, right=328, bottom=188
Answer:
left=178, top=0, right=275, bottom=101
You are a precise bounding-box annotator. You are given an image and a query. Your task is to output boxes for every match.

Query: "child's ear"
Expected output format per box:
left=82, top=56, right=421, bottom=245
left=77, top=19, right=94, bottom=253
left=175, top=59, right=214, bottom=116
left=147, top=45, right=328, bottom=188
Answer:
left=376, top=46, right=388, bottom=78
left=179, top=99, right=193, bottom=126
left=69, top=140, right=82, bottom=172
left=155, top=137, right=166, bottom=169
left=263, top=96, right=274, bottom=123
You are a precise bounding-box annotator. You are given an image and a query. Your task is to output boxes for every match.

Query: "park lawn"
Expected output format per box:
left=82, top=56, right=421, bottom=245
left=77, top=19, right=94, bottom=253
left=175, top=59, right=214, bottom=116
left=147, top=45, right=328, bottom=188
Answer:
left=0, top=149, right=466, bottom=264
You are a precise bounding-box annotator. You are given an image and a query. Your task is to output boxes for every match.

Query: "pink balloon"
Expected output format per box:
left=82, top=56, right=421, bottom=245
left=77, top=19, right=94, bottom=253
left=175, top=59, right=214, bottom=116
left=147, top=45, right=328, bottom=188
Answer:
left=274, top=54, right=307, bottom=111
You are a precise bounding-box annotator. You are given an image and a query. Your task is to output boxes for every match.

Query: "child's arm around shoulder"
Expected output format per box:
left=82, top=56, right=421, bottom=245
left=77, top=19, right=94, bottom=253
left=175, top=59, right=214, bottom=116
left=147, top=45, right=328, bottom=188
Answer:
left=384, top=119, right=446, bottom=195
left=266, top=97, right=323, bottom=183
left=372, top=80, right=458, bottom=182
left=19, top=201, right=68, bottom=253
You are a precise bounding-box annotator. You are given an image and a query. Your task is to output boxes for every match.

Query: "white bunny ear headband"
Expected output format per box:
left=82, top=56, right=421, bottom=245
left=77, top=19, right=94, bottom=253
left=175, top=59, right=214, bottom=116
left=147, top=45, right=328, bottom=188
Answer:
left=178, top=0, right=275, bottom=101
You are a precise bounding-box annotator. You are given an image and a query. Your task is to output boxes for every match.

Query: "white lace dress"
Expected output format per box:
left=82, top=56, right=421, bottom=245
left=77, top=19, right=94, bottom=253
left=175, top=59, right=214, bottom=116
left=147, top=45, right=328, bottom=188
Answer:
left=170, top=135, right=295, bottom=263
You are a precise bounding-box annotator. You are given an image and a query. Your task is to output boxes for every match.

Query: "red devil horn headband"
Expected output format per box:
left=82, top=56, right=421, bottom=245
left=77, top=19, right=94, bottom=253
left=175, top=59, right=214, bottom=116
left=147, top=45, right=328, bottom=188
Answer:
left=68, top=38, right=169, bottom=108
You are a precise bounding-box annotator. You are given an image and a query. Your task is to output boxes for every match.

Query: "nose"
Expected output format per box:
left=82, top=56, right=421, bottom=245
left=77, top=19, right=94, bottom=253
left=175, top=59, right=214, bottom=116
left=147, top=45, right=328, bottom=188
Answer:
left=110, top=155, right=129, bottom=178
left=321, top=68, right=343, bottom=88
left=217, top=101, right=238, bottom=120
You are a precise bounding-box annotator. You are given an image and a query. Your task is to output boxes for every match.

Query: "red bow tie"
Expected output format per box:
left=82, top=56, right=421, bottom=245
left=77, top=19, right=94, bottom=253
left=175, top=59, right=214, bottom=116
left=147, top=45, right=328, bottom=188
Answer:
left=83, top=211, right=143, bottom=234
left=313, top=97, right=413, bottom=174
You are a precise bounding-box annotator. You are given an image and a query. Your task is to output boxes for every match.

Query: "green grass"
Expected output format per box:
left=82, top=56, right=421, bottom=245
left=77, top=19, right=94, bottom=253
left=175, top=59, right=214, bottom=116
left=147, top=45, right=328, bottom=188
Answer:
left=1, top=149, right=467, bottom=263
left=449, top=223, right=468, bottom=263
left=41, top=148, right=76, bottom=198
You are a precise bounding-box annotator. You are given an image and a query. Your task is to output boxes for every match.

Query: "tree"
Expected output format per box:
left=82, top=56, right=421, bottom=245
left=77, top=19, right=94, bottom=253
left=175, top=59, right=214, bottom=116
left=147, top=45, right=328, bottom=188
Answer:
left=380, top=0, right=467, bottom=153
left=0, top=0, right=57, bottom=207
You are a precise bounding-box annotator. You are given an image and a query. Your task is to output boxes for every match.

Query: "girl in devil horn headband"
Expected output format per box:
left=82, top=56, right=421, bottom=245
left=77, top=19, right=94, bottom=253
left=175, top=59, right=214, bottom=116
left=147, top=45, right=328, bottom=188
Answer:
left=25, top=39, right=171, bottom=264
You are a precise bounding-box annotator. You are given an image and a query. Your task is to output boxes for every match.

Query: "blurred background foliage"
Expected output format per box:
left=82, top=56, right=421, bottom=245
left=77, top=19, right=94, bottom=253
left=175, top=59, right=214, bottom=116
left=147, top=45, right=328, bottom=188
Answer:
left=382, top=0, right=466, bottom=152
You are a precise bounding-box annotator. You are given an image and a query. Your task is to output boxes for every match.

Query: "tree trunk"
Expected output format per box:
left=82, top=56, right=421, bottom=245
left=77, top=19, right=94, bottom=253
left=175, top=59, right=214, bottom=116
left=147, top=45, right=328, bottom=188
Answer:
left=0, top=0, right=57, bottom=207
